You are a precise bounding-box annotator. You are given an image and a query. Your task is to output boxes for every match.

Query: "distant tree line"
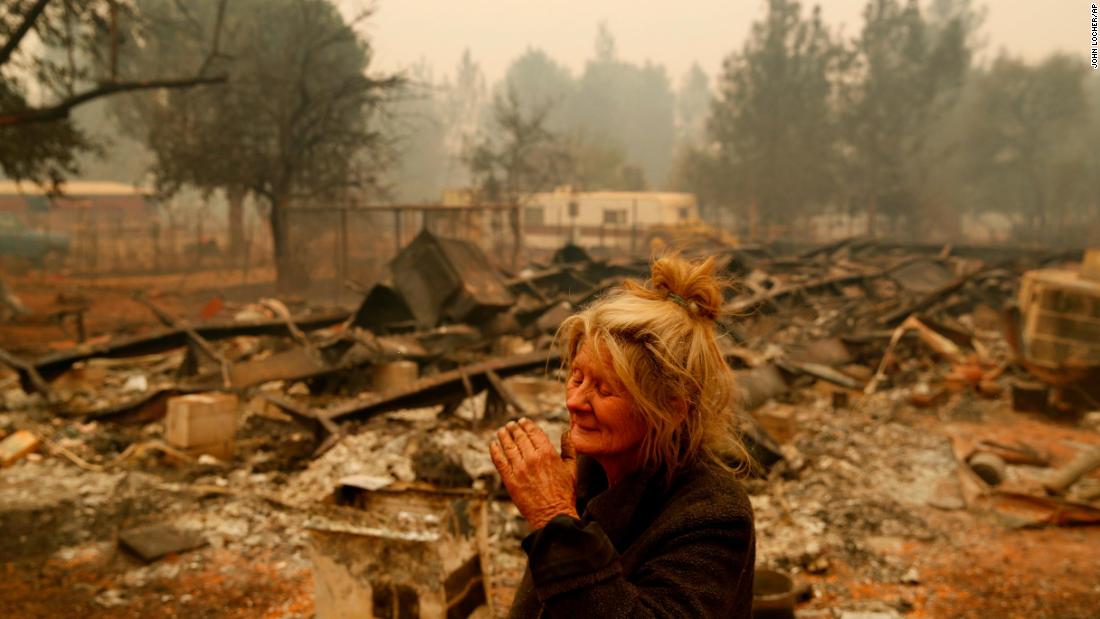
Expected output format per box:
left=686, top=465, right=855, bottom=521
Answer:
left=396, top=1, right=1099, bottom=246
left=390, top=22, right=681, bottom=203
left=3, top=0, right=1097, bottom=267
left=680, top=0, right=1100, bottom=245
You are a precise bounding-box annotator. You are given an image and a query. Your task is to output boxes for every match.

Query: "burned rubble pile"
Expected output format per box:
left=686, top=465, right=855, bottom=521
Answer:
left=2, top=232, right=1099, bottom=618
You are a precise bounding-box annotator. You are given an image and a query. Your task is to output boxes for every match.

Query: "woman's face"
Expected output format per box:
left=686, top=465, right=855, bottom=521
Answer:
left=566, top=341, right=648, bottom=461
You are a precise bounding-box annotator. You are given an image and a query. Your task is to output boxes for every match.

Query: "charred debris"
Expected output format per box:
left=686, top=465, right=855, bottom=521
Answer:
left=2, top=233, right=1100, bottom=617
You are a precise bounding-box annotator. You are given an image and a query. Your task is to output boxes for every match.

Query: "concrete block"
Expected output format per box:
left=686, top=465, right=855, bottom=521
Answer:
left=118, top=522, right=207, bottom=562
left=0, top=430, right=40, bottom=467
left=165, top=392, right=238, bottom=457
left=184, top=438, right=235, bottom=461
left=309, top=485, right=490, bottom=618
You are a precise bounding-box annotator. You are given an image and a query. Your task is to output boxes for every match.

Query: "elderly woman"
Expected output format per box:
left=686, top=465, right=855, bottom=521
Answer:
left=489, top=255, right=756, bottom=618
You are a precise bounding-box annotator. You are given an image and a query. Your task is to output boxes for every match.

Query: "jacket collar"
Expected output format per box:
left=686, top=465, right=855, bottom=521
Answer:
left=576, top=455, right=670, bottom=551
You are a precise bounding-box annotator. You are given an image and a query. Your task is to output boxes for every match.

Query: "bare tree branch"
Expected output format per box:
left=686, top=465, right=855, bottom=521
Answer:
left=195, top=0, right=229, bottom=77
left=0, top=0, right=52, bottom=68
left=0, top=75, right=226, bottom=127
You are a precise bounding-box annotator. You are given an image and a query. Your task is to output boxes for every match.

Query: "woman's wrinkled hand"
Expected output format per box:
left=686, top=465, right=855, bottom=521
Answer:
left=489, top=418, right=579, bottom=531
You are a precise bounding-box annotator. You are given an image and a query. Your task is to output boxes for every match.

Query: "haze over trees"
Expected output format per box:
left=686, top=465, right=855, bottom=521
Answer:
left=840, top=0, right=975, bottom=237
left=673, top=0, right=1097, bottom=244
left=706, top=0, right=843, bottom=233
left=955, top=54, right=1098, bottom=244
left=0, top=0, right=223, bottom=186
left=3, top=0, right=1098, bottom=249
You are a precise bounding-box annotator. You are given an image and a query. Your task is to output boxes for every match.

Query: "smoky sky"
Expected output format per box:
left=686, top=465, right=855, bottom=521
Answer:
left=356, top=0, right=1085, bottom=83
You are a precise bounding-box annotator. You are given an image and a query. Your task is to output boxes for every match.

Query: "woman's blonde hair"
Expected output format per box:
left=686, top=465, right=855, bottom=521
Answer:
left=557, top=254, right=751, bottom=480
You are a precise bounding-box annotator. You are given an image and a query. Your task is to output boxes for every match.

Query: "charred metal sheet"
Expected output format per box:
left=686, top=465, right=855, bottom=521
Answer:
left=392, top=230, right=514, bottom=328
left=889, top=257, right=956, bottom=293
left=578, top=260, right=648, bottom=288
left=552, top=242, right=591, bottom=264
left=414, top=325, right=482, bottom=356
left=351, top=282, right=416, bottom=333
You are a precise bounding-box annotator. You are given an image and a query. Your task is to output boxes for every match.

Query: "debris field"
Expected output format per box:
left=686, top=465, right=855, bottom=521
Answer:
left=2, top=235, right=1099, bottom=618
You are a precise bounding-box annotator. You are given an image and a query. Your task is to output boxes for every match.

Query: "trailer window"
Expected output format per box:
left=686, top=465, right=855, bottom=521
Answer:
left=524, top=207, right=545, bottom=226
left=603, top=209, right=627, bottom=225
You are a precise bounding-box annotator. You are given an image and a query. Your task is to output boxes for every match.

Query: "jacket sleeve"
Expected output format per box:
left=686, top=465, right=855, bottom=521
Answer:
left=520, top=512, right=754, bottom=618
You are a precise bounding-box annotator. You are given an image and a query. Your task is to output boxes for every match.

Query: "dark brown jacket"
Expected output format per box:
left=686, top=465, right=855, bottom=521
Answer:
left=507, top=455, right=755, bottom=618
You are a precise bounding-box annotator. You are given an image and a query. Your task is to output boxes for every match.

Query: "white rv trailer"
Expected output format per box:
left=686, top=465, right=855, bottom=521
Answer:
left=521, top=190, right=699, bottom=251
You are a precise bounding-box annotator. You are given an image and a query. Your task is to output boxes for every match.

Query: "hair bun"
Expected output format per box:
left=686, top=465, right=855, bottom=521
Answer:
left=648, top=255, right=724, bottom=321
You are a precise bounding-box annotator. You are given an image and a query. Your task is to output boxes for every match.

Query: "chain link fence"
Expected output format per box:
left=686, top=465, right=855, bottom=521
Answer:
left=283, top=205, right=522, bottom=296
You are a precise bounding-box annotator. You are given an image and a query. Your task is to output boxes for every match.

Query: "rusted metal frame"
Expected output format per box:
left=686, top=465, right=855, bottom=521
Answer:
left=0, top=345, right=51, bottom=398
left=485, top=369, right=527, bottom=414
left=875, top=260, right=1022, bottom=328
left=726, top=270, right=885, bottom=317
left=259, top=298, right=318, bottom=358
left=318, top=350, right=559, bottom=426
left=778, top=358, right=862, bottom=390
left=22, top=310, right=348, bottom=387
left=133, top=295, right=232, bottom=388
left=457, top=366, right=475, bottom=418
left=262, top=393, right=342, bottom=457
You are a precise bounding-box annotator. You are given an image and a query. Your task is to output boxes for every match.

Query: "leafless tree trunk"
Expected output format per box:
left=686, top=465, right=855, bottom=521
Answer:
left=227, top=187, right=246, bottom=265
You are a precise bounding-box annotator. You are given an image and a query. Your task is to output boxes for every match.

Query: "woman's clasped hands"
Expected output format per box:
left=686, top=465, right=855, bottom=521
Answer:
left=489, top=418, right=580, bottom=530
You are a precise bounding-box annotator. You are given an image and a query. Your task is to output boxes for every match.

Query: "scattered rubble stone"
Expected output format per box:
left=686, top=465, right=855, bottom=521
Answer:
left=118, top=522, right=207, bottom=562
left=0, top=429, right=39, bottom=466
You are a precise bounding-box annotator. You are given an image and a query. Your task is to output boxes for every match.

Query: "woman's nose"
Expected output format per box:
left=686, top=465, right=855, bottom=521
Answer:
left=566, top=383, right=592, bottom=412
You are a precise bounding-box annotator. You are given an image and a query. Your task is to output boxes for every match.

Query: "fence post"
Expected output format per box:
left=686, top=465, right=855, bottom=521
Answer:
left=90, top=204, right=99, bottom=278
left=631, top=199, right=638, bottom=256
left=151, top=220, right=160, bottom=272
left=114, top=214, right=124, bottom=273
left=340, top=206, right=349, bottom=295
left=393, top=207, right=402, bottom=255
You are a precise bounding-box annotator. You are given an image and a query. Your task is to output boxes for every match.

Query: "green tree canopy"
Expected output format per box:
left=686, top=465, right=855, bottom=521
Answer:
left=840, top=0, right=974, bottom=235
left=708, top=0, right=844, bottom=229
left=113, top=0, right=401, bottom=289
left=0, top=0, right=222, bottom=186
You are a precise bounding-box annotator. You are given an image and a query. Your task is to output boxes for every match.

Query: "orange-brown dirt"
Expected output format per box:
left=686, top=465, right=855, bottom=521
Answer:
left=1, top=547, right=313, bottom=618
